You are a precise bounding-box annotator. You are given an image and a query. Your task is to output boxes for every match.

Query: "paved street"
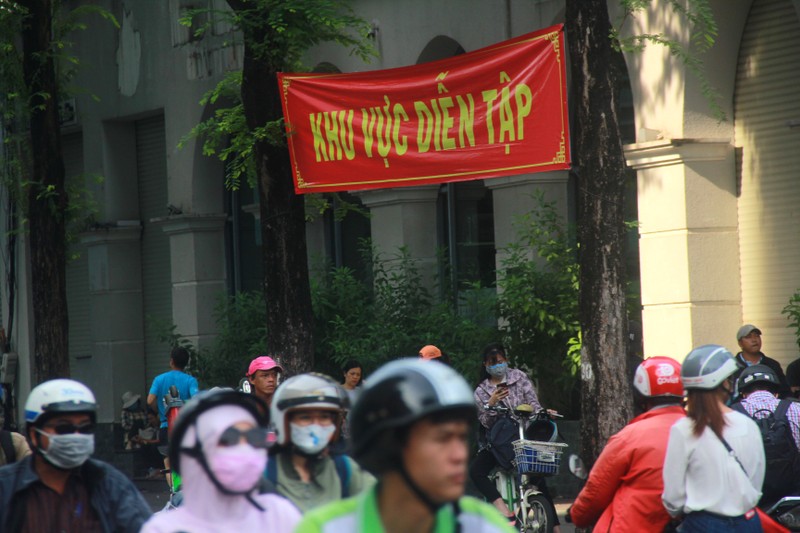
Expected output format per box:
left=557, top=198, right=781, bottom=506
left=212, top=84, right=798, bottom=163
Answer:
left=135, top=477, right=172, bottom=513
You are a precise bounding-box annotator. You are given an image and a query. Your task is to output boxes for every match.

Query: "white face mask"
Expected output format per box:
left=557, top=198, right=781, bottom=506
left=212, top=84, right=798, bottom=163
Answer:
left=35, top=429, right=94, bottom=469
left=290, top=423, right=336, bottom=455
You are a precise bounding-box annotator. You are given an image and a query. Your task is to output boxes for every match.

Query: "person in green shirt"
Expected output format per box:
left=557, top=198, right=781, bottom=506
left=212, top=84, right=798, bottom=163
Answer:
left=269, top=373, right=374, bottom=513
left=296, top=359, right=514, bottom=533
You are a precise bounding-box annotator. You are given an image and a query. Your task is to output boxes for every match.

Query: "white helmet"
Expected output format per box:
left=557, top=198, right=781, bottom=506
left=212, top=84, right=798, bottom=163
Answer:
left=681, top=345, right=739, bottom=390
left=270, top=373, right=347, bottom=447
left=25, top=379, right=97, bottom=425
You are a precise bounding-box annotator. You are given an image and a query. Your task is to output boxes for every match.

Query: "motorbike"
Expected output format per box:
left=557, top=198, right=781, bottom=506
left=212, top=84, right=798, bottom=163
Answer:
left=565, top=453, right=799, bottom=532
left=487, top=404, right=567, bottom=533
left=766, top=496, right=800, bottom=531
left=159, top=385, right=184, bottom=512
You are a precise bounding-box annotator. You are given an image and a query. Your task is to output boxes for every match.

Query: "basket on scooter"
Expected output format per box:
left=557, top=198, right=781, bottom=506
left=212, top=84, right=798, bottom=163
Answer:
left=512, top=439, right=568, bottom=476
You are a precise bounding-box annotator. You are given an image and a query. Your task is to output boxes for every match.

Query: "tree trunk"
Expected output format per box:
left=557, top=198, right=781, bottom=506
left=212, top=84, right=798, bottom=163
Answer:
left=234, top=11, right=315, bottom=376
left=566, top=0, right=632, bottom=470
left=20, top=0, right=70, bottom=382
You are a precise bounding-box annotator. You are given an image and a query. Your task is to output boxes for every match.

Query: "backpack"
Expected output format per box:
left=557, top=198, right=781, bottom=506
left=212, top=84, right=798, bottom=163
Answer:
left=0, top=430, right=15, bottom=465
left=732, top=399, right=800, bottom=503
left=266, top=453, right=351, bottom=498
left=485, top=415, right=518, bottom=470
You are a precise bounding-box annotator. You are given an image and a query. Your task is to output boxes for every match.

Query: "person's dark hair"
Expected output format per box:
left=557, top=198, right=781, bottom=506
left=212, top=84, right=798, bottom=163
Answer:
left=341, top=359, right=364, bottom=386
left=479, top=342, right=507, bottom=383
left=686, top=387, right=728, bottom=439
left=635, top=393, right=683, bottom=414
left=741, top=381, right=779, bottom=396
left=170, top=346, right=190, bottom=369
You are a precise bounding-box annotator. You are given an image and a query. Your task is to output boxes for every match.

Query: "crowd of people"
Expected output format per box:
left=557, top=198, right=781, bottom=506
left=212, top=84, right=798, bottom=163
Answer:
left=0, top=322, right=798, bottom=532
left=569, top=324, right=800, bottom=533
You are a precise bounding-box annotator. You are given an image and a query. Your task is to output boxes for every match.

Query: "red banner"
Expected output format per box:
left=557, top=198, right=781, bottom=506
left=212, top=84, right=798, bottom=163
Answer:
left=278, top=24, right=570, bottom=194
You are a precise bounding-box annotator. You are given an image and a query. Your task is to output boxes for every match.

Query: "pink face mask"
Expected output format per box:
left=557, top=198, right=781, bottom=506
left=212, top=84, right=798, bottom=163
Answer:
left=207, top=444, right=267, bottom=493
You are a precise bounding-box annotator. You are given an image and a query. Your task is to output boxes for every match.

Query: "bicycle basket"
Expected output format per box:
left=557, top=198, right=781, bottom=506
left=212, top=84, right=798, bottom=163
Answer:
left=512, top=439, right=568, bottom=476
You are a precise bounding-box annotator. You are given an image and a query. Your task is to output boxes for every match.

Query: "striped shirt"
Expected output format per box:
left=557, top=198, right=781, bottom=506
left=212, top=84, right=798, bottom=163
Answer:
left=20, top=474, right=102, bottom=533
left=739, top=390, right=800, bottom=449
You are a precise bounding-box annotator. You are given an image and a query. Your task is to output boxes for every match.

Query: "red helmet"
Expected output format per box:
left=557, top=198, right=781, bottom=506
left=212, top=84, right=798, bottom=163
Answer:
left=633, top=356, right=683, bottom=398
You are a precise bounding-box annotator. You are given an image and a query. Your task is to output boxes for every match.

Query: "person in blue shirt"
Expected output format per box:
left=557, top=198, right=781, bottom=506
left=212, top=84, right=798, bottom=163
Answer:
left=147, top=346, right=199, bottom=481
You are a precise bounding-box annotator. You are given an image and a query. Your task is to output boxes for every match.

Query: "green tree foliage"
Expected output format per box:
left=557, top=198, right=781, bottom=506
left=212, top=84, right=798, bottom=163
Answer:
left=497, top=193, right=580, bottom=414
left=311, top=247, right=499, bottom=385
left=194, top=292, right=268, bottom=388
left=613, top=0, right=724, bottom=120
left=0, top=1, right=114, bottom=380
left=783, top=290, right=800, bottom=350
left=178, top=0, right=375, bottom=374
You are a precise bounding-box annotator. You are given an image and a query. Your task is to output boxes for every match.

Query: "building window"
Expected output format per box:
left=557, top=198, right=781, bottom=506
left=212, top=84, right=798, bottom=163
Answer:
left=437, top=181, right=496, bottom=298
left=323, top=193, right=371, bottom=274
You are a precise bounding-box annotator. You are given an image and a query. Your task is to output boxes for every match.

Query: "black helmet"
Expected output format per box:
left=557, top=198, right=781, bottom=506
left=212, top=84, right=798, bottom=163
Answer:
left=168, top=388, right=267, bottom=476
left=350, top=358, right=475, bottom=473
left=737, top=364, right=779, bottom=395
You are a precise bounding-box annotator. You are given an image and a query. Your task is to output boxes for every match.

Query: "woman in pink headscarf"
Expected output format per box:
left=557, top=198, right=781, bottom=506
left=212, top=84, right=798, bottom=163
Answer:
left=140, top=389, right=300, bottom=532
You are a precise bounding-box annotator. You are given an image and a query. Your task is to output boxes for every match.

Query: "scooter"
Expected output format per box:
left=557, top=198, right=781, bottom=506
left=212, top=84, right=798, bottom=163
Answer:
left=487, top=404, right=567, bottom=533
left=766, top=496, right=800, bottom=531
left=159, top=385, right=184, bottom=512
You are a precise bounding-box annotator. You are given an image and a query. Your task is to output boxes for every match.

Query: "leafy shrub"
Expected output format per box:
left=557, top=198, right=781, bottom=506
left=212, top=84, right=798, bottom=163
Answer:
left=783, top=290, right=800, bottom=350
left=192, top=292, right=267, bottom=388
left=311, top=247, right=499, bottom=384
left=496, top=193, right=580, bottom=415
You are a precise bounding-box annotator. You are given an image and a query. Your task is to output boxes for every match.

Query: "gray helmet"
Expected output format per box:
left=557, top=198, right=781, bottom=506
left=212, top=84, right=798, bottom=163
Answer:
left=681, top=344, right=739, bottom=390
left=737, top=364, right=779, bottom=394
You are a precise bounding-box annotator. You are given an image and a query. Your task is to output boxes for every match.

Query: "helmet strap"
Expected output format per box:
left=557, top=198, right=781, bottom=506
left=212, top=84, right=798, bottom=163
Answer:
left=397, top=463, right=445, bottom=514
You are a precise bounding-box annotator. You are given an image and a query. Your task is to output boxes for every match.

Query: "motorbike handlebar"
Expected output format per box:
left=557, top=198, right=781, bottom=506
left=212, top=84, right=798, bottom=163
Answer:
left=486, top=404, right=561, bottom=419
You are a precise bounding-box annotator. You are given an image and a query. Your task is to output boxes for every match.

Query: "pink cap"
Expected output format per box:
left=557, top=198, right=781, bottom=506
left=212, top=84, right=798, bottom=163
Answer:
left=247, top=355, right=284, bottom=376
left=419, top=345, right=442, bottom=360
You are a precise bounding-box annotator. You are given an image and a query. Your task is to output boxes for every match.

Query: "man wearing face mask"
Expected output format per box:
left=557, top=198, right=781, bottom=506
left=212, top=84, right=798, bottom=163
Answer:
left=0, top=379, right=151, bottom=532
left=268, top=373, right=374, bottom=513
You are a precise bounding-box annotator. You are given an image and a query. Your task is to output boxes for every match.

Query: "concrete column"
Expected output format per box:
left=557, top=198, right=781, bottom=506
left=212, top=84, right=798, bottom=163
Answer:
left=486, top=172, right=570, bottom=269
left=625, top=138, right=741, bottom=359
left=80, top=225, right=145, bottom=423
left=160, top=214, right=228, bottom=351
left=355, top=186, right=440, bottom=287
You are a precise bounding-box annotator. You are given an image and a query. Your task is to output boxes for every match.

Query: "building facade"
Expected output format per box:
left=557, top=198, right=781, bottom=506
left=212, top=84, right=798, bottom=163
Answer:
left=1, top=0, right=798, bottom=426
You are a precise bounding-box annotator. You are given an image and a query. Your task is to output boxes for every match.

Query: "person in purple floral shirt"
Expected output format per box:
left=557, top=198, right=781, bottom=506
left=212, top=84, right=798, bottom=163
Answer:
left=469, top=342, right=560, bottom=531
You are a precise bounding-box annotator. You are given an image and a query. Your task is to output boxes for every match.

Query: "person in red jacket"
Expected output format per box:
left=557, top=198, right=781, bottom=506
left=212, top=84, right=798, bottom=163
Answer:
left=568, top=356, right=685, bottom=532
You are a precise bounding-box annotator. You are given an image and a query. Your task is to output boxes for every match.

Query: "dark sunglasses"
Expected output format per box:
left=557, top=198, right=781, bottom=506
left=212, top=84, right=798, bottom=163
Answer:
left=45, top=422, right=95, bottom=435
left=218, top=426, right=271, bottom=449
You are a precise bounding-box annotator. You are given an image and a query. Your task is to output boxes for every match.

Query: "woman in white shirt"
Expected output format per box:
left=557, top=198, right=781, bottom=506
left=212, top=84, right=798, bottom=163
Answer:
left=662, top=344, right=765, bottom=532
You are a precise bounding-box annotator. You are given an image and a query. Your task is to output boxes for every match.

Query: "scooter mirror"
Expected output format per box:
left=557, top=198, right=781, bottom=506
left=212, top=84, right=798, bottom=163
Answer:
left=568, top=454, right=587, bottom=480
